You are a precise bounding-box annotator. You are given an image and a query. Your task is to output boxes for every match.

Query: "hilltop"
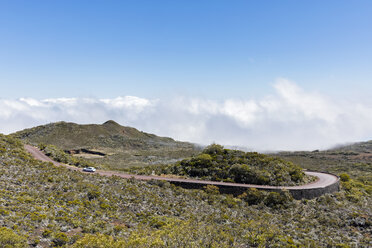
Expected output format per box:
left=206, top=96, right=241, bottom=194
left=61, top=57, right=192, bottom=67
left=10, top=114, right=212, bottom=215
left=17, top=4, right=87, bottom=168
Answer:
left=12, top=121, right=198, bottom=169
left=13, top=120, right=190, bottom=150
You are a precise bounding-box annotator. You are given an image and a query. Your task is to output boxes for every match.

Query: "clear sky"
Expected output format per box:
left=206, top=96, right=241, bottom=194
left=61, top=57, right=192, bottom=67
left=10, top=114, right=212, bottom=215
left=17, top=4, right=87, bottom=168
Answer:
left=1, top=1, right=372, bottom=150
left=1, top=0, right=371, bottom=99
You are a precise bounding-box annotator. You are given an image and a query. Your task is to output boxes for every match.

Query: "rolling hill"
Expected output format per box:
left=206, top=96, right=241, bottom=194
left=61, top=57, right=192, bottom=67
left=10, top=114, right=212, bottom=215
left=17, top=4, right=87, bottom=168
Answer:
left=12, top=120, right=199, bottom=169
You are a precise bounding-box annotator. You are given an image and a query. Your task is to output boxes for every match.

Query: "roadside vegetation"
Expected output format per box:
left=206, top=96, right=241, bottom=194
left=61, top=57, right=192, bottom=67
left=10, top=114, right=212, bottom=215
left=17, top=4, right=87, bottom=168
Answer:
left=38, top=143, right=98, bottom=169
left=0, top=134, right=371, bottom=247
left=274, top=148, right=372, bottom=197
left=130, top=144, right=313, bottom=186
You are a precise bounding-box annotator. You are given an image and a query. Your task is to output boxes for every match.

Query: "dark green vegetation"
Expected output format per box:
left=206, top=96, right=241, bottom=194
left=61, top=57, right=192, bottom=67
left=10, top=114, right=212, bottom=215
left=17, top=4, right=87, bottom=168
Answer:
left=0, top=134, right=371, bottom=247
left=131, top=144, right=312, bottom=186
left=13, top=121, right=198, bottom=170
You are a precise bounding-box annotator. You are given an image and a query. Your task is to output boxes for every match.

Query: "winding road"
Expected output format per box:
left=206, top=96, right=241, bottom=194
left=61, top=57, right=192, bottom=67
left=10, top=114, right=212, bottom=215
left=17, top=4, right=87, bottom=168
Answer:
left=24, top=145, right=339, bottom=196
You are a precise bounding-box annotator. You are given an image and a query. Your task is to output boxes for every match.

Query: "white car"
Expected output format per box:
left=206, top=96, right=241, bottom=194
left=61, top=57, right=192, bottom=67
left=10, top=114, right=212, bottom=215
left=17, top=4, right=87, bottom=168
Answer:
left=83, top=167, right=96, bottom=172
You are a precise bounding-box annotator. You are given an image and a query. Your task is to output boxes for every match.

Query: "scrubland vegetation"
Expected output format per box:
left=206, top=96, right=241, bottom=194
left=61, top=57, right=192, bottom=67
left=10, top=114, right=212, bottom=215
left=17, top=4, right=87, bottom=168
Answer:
left=38, top=144, right=97, bottom=169
left=130, top=144, right=312, bottom=186
left=275, top=148, right=372, bottom=197
left=0, top=134, right=371, bottom=247
left=13, top=121, right=198, bottom=169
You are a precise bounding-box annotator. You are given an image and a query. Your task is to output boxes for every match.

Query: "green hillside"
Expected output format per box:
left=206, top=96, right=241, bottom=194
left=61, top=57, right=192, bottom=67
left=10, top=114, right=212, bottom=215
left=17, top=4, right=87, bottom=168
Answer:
left=15, top=121, right=310, bottom=186
left=13, top=121, right=198, bottom=169
left=331, top=140, right=372, bottom=153
left=274, top=140, right=372, bottom=184
left=0, top=134, right=371, bottom=247
left=131, top=144, right=312, bottom=186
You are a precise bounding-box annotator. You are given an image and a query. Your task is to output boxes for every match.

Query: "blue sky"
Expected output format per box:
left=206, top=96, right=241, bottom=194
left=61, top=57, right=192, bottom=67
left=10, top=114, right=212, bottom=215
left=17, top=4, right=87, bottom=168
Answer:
left=1, top=0, right=371, bottom=99
left=1, top=1, right=372, bottom=150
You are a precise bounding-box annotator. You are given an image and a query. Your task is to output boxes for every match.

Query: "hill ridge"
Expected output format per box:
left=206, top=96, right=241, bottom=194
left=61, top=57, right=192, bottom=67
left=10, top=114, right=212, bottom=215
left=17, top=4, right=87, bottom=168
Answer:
left=12, top=121, right=198, bottom=169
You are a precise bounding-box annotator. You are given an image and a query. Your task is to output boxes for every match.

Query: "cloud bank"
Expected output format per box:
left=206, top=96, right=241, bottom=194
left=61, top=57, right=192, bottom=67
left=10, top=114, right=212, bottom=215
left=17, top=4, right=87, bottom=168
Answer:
left=1, top=79, right=372, bottom=151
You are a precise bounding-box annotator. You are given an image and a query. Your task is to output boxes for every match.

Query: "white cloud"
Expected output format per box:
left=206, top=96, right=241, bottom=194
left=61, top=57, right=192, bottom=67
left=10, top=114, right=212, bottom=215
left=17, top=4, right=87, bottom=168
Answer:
left=100, top=96, right=152, bottom=110
left=1, top=78, right=372, bottom=151
left=221, top=99, right=259, bottom=127
left=273, top=78, right=340, bottom=122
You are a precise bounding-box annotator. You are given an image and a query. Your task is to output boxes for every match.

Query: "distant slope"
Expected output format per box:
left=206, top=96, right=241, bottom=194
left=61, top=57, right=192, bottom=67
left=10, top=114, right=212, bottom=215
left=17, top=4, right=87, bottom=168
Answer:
left=273, top=140, right=372, bottom=183
left=12, top=121, right=198, bottom=169
left=13, top=120, right=189, bottom=150
left=330, top=140, right=372, bottom=153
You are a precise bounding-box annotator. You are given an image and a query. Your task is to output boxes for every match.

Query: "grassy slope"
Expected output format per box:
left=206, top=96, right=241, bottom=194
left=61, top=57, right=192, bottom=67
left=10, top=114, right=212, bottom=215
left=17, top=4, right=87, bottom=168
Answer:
left=0, top=134, right=371, bottom=247
left=332, top=140, right=372, bottom=153
left=273, top=141, right=372, bottom=186
left=12, top=121, right=198, bottom=169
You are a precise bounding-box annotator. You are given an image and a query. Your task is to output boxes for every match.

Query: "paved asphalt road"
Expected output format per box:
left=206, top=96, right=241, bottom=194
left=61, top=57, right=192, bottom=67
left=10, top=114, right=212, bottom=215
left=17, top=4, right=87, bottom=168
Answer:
left=24, top=144, right=339, bottom=190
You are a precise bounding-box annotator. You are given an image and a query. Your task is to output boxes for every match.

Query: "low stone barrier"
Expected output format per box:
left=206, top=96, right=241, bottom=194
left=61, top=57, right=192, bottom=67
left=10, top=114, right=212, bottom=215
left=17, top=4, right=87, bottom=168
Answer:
left=170, top=173, right=340, bottom=200
left=25, top=145, right=341, bottom=200
left=286, top=179, right=340, bottom=200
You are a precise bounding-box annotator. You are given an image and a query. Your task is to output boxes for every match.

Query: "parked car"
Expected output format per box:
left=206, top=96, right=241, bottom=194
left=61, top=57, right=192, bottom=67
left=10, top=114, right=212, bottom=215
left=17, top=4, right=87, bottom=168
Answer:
left=83, top=167, right=96, bottom=172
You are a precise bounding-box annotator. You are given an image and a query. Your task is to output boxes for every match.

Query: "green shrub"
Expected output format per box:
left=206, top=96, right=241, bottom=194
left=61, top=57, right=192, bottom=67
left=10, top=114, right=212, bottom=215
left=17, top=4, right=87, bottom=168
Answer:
left=87, top=190, right=101, bottom=200
left=0, top=227, right=27, bottom=248
left=263, top=191, right=293, bottom=208
left=238, top=188, right=264, bottom=205
left=203, top=185, right=220, bottom=194
left=172, top=144, right=305, bottom=186
left=38, top=143, right=46, bottom=150
left=203, top=144, right=225, bottom=156
left=340, top=173, right=350, bottom=182
left=0, top=208, right=10, bottom=216
left=52, top=232, right=69, bottom=247
left=42, top=229, right=52, bottom=237
left=72, top=233, right=125, bottom=248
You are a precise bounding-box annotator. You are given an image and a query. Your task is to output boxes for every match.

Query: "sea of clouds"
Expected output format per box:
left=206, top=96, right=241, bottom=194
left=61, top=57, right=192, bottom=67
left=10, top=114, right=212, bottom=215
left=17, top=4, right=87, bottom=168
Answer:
left=1, top=78, right=372, bottom=151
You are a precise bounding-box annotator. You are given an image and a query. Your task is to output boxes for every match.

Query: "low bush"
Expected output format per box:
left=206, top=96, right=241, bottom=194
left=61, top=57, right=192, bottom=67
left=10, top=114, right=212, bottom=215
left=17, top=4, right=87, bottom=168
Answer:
left=52, top=232, right=69, bottom=247
left=0, top=227, right=27, bottom=248
left=340, top=173, right=350, bottom=182
left=0, top=134, right=370, bottom=247
left=166, top=144, right=306, bottom=186
left=39, top=143, right=96, bottom=168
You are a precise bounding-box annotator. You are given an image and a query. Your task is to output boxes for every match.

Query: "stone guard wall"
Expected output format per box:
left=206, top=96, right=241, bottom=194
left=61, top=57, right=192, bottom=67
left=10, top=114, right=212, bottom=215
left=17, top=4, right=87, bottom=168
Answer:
left=171, top=172, right=340, bottom=200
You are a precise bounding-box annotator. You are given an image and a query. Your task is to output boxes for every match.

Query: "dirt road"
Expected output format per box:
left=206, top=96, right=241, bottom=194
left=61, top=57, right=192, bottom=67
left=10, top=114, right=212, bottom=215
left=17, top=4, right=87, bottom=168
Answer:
left=24, top=144, right=339, bottom=191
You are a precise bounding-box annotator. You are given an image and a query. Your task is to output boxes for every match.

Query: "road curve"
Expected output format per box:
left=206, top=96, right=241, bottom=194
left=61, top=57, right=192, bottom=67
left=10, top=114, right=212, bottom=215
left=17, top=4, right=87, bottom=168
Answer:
left=24, top=144, right=339, bottom=192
